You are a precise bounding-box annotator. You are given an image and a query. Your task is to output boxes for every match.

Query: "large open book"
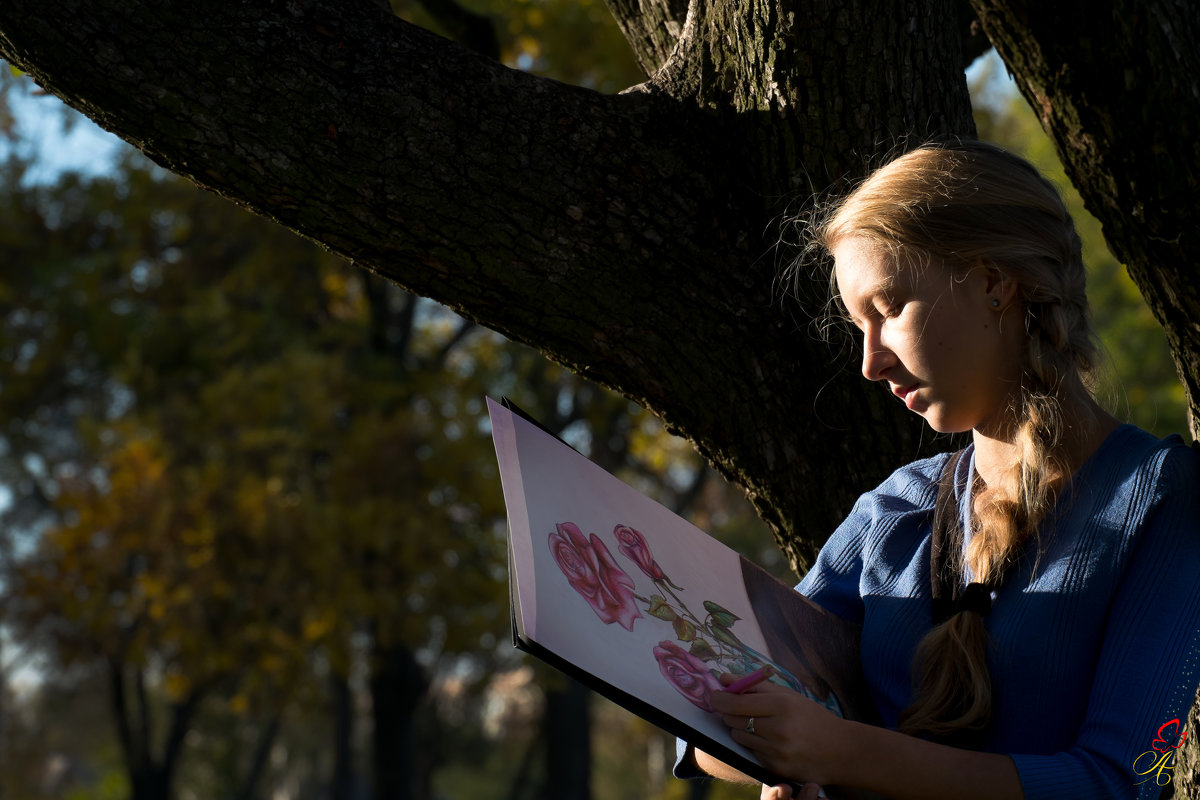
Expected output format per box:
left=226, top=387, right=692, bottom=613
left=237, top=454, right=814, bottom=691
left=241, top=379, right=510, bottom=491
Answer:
left=488, top=397, right=877, bottom=788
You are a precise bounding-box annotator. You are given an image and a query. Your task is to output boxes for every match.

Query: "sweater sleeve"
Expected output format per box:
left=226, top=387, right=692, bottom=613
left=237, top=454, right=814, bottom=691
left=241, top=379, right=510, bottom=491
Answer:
left=797, top=454, right=946, bottom=619
left=1012, top=444, right=1200, bottom=800
left=794, top=492, right=871, bottom=621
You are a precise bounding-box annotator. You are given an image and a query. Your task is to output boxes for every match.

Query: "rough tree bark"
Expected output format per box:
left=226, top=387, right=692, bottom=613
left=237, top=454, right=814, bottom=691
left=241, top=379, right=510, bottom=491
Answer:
left=603, top=0, right=690, bottom=75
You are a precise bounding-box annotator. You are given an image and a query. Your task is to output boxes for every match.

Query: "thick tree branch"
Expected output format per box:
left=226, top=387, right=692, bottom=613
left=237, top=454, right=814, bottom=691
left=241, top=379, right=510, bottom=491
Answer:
left=0, top=0, right=973, bottom=567
left=603, top=0, right=690, bottom=76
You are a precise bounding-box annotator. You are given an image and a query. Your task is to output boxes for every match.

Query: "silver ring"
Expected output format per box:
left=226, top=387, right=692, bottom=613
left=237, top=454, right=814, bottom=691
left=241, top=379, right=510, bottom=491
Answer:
left=745, top=716, right=756, bottom=734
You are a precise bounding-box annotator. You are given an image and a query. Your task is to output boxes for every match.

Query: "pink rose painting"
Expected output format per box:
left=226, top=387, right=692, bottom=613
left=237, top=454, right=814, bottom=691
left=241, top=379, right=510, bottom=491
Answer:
left=548, top=521, right=642, bottom=631
left=654, top=641, right=723, bottom=712
left=549, top=518, right=804, bottom=712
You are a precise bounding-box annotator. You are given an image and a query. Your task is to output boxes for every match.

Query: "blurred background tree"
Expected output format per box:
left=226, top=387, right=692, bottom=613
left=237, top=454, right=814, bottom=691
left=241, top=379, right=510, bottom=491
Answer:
left=0, top=7, right=1186, bottom=800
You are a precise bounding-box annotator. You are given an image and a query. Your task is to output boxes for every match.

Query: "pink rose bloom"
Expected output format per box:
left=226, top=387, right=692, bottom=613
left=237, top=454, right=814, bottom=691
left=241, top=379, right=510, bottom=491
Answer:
left=614, top=524, right=666, bottom=581
left=548, top=522, right=642, bottom=631
left=654, top=640, right=722, bottom=712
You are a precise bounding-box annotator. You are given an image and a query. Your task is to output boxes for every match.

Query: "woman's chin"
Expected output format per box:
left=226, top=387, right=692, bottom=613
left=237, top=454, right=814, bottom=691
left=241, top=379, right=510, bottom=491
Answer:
left=916, top=410, right=974, bottom=436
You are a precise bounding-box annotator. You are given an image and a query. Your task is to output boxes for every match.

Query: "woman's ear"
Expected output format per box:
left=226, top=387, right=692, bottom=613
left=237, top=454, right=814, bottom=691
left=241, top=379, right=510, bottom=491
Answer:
left=984, top=268, right=1018, bottom=310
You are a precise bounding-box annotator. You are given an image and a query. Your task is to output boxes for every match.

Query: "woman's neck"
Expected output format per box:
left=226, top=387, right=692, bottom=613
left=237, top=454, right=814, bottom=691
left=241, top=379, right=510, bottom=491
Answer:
left=971, top=388, right=1120, bottom=490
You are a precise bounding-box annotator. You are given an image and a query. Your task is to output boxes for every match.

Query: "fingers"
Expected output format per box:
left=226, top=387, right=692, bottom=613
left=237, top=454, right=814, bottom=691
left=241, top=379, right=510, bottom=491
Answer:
left=760, top=784, right=792, bottom=800
left=720, top=711, right=760, bottom=733
left=710, top=674, right=801, bottom=719
left=719, top=671, right=790, bottom=694
left=710, top=689, right=776, bottom=716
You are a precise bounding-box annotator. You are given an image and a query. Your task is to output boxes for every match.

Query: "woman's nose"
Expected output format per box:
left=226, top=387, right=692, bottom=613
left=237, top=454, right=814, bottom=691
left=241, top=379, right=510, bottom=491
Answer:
left=861, top=328, right=895, bottom=381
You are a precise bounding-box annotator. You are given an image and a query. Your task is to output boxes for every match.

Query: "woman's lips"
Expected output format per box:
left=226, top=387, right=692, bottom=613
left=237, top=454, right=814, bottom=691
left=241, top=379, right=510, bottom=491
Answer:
left=893, top=383, right=919, bottom=409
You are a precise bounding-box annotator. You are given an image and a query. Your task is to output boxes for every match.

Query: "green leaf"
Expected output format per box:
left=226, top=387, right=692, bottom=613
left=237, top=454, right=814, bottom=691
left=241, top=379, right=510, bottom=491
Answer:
left=647, top=595, right=677, bottom=621
left=703, top=600, right=740, bottom=628
left=8, top=65, right=23, bottom=78
left=710, top=624, right=745, bottom=651
left=689, top=639, right=718, bottom=661
left=672, top=616, right=696, bottom=642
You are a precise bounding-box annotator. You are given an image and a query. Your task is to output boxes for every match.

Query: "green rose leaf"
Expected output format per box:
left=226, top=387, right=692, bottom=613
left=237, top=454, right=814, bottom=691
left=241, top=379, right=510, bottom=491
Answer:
left=648, top=595, right=677, bottom=621
left=673, top=616, right=697, bottom=642
left=710, top=624, right=745, bottom=650
left=689, top=639, right=718, bottom=660
left=704, top=600, right=740, bottom=628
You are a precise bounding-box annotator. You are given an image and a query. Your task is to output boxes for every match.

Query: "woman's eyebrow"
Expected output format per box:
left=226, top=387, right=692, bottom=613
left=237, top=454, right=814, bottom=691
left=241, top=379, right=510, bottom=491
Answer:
left=851, top=276, right=898, bottom=310
left=872, top=272, right=898, bottom=297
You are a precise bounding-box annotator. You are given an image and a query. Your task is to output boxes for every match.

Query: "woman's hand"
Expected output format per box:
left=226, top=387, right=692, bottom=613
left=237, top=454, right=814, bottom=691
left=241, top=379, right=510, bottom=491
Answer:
left=709, top=674, right=848, bottom=787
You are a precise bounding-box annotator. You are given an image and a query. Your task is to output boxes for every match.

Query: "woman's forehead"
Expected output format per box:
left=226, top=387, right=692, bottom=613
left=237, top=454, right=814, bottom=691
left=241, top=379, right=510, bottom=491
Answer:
left=831, top=238, right=900, bottom=295
left=831, top=237, right=949, bottom=311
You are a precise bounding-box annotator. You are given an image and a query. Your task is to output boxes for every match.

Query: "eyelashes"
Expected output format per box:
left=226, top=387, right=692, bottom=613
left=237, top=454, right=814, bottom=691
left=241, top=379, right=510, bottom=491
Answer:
left=877, top=298, right=903, bottom=320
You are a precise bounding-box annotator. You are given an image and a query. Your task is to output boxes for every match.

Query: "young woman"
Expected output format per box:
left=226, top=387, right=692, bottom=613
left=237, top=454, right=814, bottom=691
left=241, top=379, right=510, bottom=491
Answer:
left=676, top=140, right=1200, bottom=799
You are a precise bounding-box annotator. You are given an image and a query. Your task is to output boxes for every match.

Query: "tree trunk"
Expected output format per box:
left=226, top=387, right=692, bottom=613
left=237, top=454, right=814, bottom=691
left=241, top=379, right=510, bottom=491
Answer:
left=368, top=639, right=428, bottom=800
left=330, top=673, right=356, bottom=800
left=108, top=661, right=170, bottom=800
left=542, top=679, right=592, bottom=800
left=235, top=715, right=283, bottom=800
left=602, top=0, right=689, bottom=75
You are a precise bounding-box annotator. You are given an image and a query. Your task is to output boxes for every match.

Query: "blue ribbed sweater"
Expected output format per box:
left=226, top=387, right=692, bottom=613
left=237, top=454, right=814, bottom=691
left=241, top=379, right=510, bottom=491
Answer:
left=797, top=424, right=1200, bottom=798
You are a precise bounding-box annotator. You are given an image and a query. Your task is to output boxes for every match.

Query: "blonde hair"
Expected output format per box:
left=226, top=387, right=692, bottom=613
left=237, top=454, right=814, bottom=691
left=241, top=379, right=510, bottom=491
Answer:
left=813, top=139, right=1099, bottom=739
